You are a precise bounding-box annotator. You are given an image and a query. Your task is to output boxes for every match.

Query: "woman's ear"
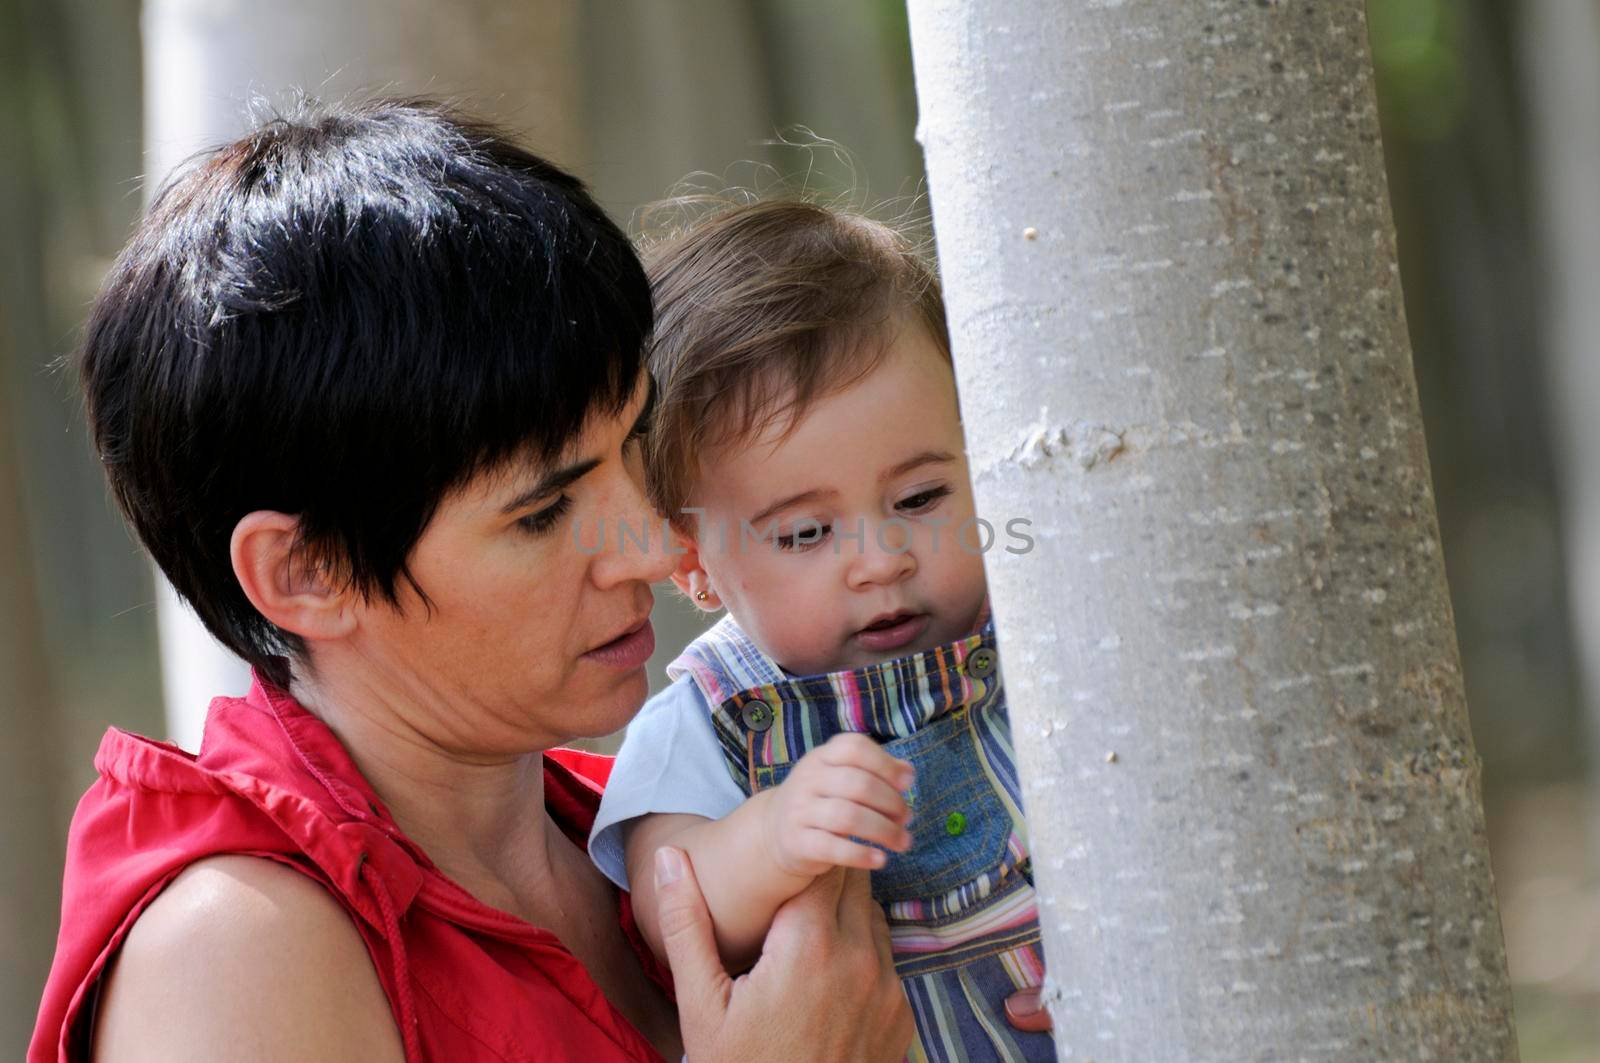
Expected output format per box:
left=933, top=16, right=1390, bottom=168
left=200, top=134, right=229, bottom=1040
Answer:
left=230, top=511, right=356, bottom=642
left=666, top=532, right=722, bottom=612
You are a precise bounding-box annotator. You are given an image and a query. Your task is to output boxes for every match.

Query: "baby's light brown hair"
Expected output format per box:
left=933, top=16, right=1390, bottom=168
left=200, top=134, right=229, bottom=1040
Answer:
left=641, top=199, right=951, bottom=531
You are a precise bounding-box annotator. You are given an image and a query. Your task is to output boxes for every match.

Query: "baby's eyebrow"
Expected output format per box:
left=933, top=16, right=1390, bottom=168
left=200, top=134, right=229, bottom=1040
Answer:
left=744, top=451, right=958, bottom=525
left=746, top=487, right=837, bottom=528
left=882, top=450, right=956, bottom=482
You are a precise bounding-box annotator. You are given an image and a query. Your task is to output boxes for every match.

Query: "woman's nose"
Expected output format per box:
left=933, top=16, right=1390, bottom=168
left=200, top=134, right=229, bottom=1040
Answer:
left=589, top=468, right=678, bottom=588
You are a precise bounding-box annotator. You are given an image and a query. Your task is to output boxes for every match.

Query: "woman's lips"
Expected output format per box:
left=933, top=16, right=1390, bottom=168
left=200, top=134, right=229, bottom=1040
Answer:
left=583, top=618, right=656, bottom=669
left=853, top=613, right=930, bottom=653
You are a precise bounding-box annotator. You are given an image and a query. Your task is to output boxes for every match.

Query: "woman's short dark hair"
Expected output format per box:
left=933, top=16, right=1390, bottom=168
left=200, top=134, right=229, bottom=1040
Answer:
left=80, top=97, right=651, bottom=688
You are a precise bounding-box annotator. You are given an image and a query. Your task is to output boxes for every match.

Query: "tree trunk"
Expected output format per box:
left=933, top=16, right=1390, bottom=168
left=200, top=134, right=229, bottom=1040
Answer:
left=0, top=362, right=64, bottom=1063
left=1522, top=0, right=1600, bottom=874
left=1, top=4, right=151, bottom=1054
left=906, top=1, right=1518, bottom=1058
left=142, top=0, right=581, bottom=748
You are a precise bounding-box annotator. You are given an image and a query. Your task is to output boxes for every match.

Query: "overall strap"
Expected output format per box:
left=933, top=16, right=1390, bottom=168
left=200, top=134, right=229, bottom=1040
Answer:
left=665, top=614, right=789, bottom=702
left=667, top=616, right=790, bottom=792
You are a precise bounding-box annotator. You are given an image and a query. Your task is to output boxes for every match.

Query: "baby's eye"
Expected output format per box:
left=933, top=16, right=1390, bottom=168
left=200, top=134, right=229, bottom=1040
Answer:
left=896, top=486, right=952, bottom=513
left=775, top=523, right=832, bottom=552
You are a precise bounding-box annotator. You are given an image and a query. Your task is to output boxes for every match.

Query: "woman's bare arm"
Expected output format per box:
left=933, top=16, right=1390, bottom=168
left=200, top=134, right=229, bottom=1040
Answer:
left=623, top=797, right=814, bottom=971
left=91, top=855, right=405, bottom=1063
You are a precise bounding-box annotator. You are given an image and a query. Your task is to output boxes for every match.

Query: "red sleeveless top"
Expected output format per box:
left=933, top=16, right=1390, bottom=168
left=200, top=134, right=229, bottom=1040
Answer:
left=30, top=674, right=671, bottom=1062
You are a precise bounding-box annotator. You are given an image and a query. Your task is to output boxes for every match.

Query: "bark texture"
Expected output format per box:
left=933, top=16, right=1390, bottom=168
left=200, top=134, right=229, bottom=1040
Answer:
left=906, top=1, right=1518, bottom=1058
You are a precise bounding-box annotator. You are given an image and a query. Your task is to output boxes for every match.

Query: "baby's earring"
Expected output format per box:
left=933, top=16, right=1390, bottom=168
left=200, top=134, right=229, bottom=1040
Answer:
left=694, top=588, right=709, bottom=602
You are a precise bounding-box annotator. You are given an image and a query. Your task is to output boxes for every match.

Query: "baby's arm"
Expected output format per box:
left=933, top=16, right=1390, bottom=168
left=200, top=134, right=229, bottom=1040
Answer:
left=624, top=733, right=916, bottom=972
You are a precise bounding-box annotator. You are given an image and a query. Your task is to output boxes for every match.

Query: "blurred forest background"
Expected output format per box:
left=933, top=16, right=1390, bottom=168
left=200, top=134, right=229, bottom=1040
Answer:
left=1, top=0, right=1596, bottom=1059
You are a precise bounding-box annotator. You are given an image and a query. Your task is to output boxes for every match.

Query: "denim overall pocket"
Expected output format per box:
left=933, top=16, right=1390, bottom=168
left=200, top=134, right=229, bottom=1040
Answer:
left=749, top=706, right=1011, bottom=903
left=874, top=707, right=1010, bottom=903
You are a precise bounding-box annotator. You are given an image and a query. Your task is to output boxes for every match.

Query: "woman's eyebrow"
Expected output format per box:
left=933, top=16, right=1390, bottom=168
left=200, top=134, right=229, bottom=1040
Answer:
left=501, top=376, right=654, bottom=515
left=500, top=458, right=601, bottom=514
left=882, top=450, right=956, bottom=482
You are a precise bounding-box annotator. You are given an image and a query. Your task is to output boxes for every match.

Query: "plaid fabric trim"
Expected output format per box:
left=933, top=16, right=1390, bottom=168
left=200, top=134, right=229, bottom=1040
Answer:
left=667, top=614, right=1004, bottom=777
left=901, top=931, right=1055, bottom=1063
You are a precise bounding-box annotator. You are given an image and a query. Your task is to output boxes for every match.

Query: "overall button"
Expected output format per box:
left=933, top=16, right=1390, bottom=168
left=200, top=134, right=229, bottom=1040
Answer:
left=741, top=699, right=775, bottom=732
left=945, top=811, right=967, bottom=837
left=967, top=647, right=998, bottom=679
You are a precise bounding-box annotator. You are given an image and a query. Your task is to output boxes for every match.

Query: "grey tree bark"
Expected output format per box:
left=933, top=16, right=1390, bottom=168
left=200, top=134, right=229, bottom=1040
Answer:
left=906, top=1, right=1518, bottom=1059
left=142, top=0, right=581, bottom=748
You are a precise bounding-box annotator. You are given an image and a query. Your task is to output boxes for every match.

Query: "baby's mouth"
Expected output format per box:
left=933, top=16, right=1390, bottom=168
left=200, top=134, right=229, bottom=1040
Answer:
left=854, top=611, right=931, bottom=653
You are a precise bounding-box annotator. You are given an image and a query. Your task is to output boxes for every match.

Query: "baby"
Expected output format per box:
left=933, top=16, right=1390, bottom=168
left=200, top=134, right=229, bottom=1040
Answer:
left=589, top=200, right=1051, bottom=1062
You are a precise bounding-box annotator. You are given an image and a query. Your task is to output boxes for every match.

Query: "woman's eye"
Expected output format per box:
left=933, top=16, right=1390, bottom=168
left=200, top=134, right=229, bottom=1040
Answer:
left=518, top=494, right=573, bottom=535
left=897, top=486, right=952, bottom=513
left=775, top=523, right=832, bottom=552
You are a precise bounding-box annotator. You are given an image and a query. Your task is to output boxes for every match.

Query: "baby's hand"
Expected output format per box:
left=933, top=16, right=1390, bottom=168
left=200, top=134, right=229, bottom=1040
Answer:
left=758, top=733, right=916, bottom=879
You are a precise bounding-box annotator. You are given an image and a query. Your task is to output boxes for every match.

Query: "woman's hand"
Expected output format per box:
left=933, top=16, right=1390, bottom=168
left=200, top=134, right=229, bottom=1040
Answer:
left=1004, top=986, right=1053, bottom=1032
left=654, top=847, right=913, bottom=1063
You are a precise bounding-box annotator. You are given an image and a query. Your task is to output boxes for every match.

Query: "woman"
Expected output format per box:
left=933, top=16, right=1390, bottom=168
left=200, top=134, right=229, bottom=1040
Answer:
left=29, top=99, right=914, bottom=1062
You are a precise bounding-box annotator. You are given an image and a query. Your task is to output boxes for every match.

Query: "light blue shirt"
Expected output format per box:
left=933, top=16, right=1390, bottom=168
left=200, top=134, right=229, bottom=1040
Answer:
left=588, top=676, right=746, bottom=890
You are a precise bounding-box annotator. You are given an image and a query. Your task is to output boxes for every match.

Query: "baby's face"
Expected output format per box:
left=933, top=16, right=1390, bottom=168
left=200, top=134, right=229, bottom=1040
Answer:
left=682, top=322, right=989, bottom=675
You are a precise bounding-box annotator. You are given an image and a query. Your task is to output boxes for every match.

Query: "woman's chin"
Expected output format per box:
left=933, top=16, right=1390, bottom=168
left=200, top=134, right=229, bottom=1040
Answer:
left=557, top=671, right=651, bottom=744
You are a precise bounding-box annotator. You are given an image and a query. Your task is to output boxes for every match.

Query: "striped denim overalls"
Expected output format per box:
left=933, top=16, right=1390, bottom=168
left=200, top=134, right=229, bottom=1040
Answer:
left=667, top=615, right=1054, bottom=1063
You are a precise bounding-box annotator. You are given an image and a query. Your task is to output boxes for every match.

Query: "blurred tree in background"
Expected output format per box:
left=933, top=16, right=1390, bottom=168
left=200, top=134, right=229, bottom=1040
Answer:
left=1, top=0, right=1594, bottom=1057
left=1, top=4, right=159, bottom=1052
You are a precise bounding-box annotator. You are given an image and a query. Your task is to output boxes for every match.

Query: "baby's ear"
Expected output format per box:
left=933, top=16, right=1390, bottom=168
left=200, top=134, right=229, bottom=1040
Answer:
left=667, top=532, right=721, bottom=611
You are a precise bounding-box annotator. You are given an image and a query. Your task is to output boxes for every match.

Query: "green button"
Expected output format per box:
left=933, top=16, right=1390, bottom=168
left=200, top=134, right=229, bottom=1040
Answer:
left=967, top=647, right=998, bottom=679
left=945, top=811, right=967, bottom=837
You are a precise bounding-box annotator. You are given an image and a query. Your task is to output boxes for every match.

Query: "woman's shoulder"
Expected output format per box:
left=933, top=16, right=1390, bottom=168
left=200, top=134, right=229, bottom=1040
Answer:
left=113, top=855, right=360, bottom=958
left=90, top=855, right=404, bottom=1063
